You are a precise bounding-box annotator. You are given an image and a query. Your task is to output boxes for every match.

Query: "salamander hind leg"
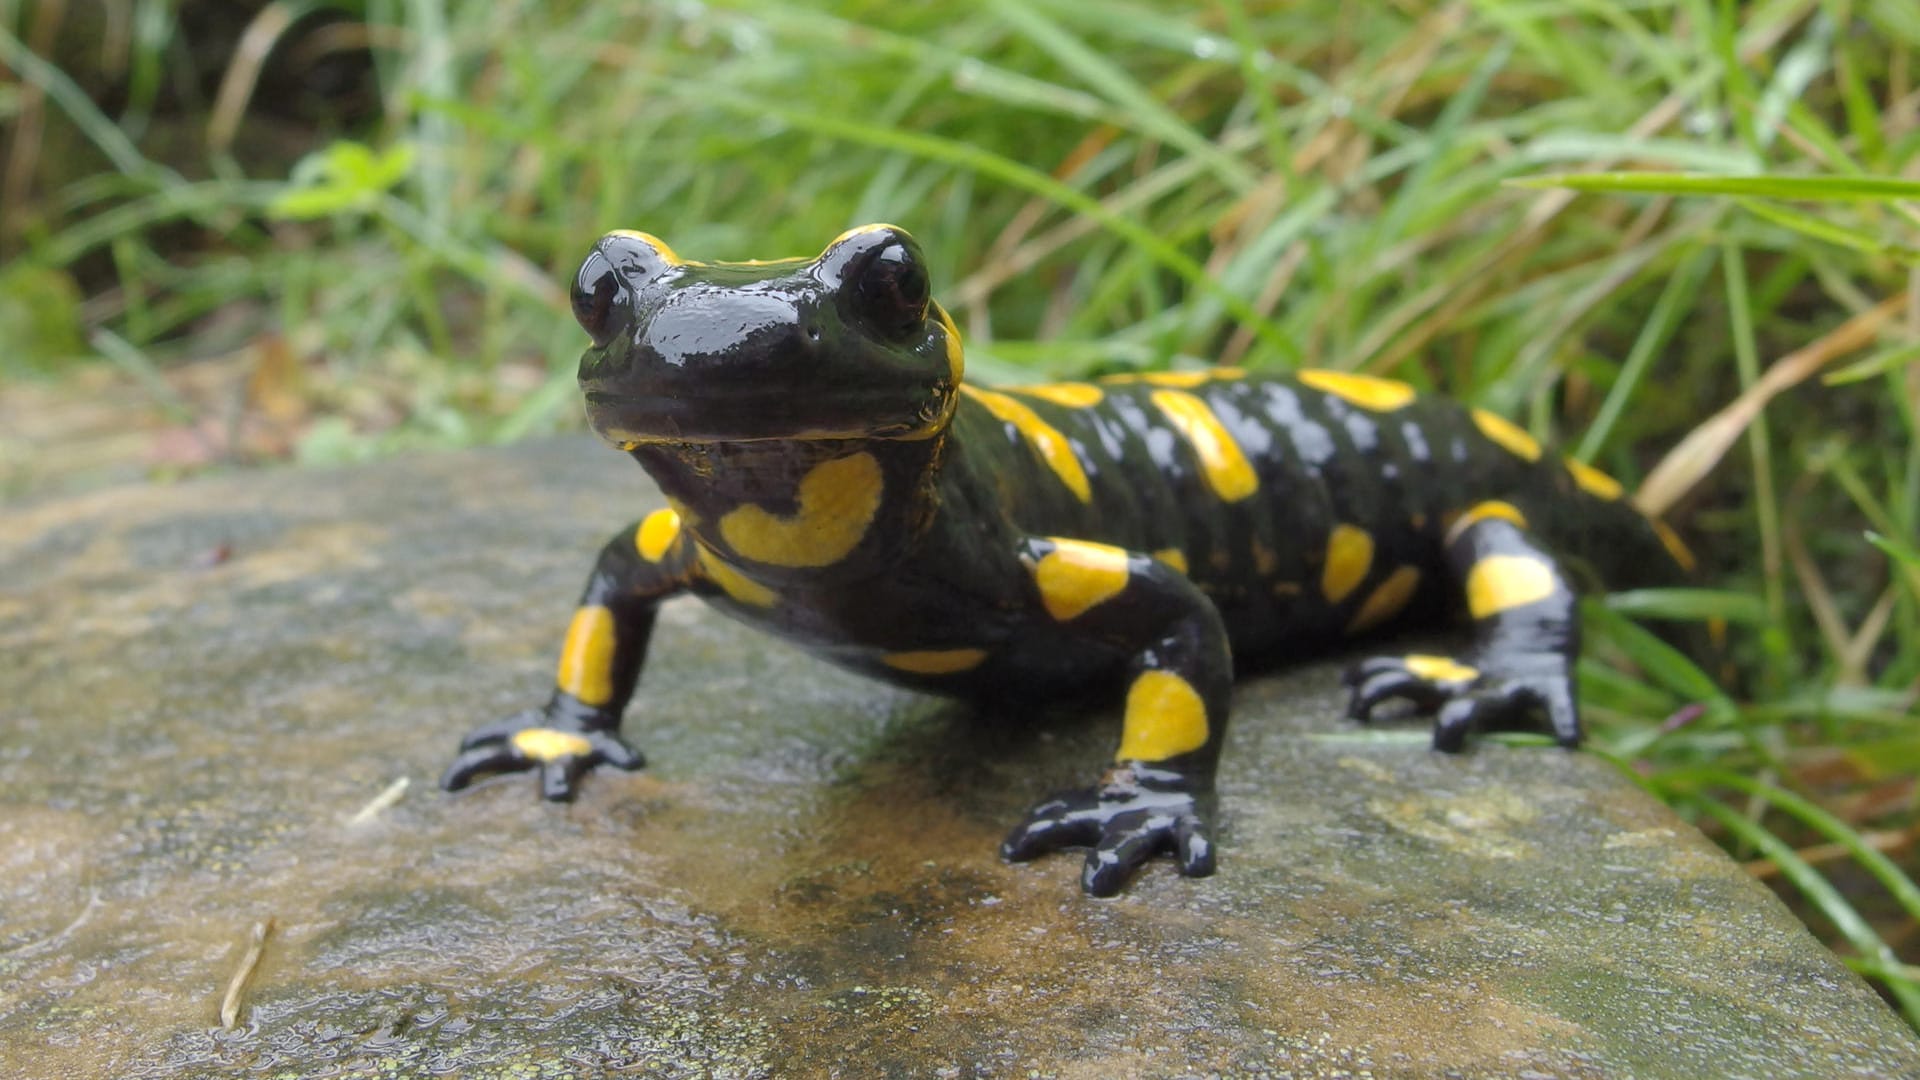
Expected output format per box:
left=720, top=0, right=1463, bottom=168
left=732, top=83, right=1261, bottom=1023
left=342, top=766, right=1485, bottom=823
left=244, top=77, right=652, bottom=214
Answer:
left=1343, top=501, right=1581, bottom=752
left=997, top=537, right=1231, bottom=896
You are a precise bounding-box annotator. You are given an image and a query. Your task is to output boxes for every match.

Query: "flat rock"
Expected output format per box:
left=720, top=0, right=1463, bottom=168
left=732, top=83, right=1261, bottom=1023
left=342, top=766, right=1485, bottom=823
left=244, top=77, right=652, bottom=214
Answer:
left=2, top=438, right=1914, bottom=1079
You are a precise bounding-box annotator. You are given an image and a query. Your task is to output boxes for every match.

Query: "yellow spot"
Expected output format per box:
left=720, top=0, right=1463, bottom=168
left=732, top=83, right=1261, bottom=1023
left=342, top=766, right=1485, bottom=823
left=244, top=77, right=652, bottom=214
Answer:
left=1298, top=369, right=1416, bottom=411
left=1472, top=409, right=1542, bottom=462
left=1152, top=548, right=1189, bottom=575
left=1403, top=654, right=1481, bottom=684
left=636, top=508, right=682, bottom=562
left=1347, top=565, right=1421, bottom=633
left=555, top=606, right=617, bottom=707
left=1014, top=382, right=1105, bottom=408
left=1321, top=524, right=1375, bottom=604
left=881, top=648, right=989, bottom=675
left=1565, top=458, right=1624, bottom=500
left=1116, top=670, right=1211, bottom=762
left=1466, top=555, right=1558, bottom=618
left=718, top=452, right=883, bottom=568
left=1444, top=500, right=1530, bottom=545
left=962, top=386, right=1092, bottom=502
left=1032, top=539, right=1132, bottom=622
left=606, top=228, right=682, bottom=266
left=697, top=547, right=777, bottom=608
left=1652, top=519, right=1697, bottom=573
left=1149, top=389, right=1259, bottom=502
left=935, top=302, right=965, bottom=385
left=511, top=728, right=595, bottom=762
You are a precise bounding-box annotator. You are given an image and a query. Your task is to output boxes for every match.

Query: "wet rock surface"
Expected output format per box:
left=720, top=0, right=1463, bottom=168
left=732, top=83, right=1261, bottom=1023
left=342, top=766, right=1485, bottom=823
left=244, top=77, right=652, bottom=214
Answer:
left=3, top=438, right=1915, bottom=1079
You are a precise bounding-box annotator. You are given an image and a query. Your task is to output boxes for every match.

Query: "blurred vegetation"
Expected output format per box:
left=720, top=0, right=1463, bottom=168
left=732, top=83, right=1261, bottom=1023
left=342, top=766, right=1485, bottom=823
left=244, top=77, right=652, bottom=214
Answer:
left=3, top=0, right=1917, bottom=1027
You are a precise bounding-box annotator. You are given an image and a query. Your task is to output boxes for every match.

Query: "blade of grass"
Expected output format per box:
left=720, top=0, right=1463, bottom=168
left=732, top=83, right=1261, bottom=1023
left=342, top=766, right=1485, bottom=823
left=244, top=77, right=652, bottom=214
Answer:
left=681, top=85, right=1295, bottom=360
left=1512, top=172, right=1920, bottom=200
left=983, top=0, right=1258, bottom=193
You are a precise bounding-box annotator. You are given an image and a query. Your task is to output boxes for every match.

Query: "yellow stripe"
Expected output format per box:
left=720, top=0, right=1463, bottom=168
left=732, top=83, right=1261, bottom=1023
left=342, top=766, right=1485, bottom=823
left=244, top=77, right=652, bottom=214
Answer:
left=697, top=547, right=777, bottom=608
left=1013, top=382, right=1104, bottom=408
left=636, top=508, right=682, bottom=562
left=1116, top=670, right=1210, bottom=762
left=605, top=228, right=682, bottom=266
left=1444, top=500, right=1529, bottom=545
left=1321, top=524, right=1374, bottom=604
left=1652, top=519, right=1697, bottom=572
left=962, top=386, right=1092, bottom=502
left=1466, top=555, right=1557, bottom=618
left=1565, top=458, right=1624, bottom=500
left=1298, top=369, right=1416, bottom=411
left=1346, top=565, right=1420, bottom=633
left=718, top=452, right=884, bottom=568
left=1149, top=389, right=1260, bottom=502
left=881, top=648, right=989, bottom=675
left=1032, top=539, right=1131, bottom=622
left=1472, top=409, right=1542, bottom=462
left=556, top=606, right=618, bottom=706
left=1152, top=548, right=1189, bottom=575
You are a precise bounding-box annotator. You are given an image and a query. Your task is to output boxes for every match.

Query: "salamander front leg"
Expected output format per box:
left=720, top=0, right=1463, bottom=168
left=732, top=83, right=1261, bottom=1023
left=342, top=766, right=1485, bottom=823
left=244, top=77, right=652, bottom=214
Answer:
left=442, top=508, right=692, bottom=800
left=999, top=538, right=1232, bottom=896
left=1344, top=501, right=1581, bottom=751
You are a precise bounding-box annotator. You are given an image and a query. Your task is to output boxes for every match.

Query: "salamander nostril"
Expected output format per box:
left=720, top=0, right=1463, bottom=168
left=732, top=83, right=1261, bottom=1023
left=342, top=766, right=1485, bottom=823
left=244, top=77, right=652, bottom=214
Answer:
left=572, top=251, right=623, bottom=348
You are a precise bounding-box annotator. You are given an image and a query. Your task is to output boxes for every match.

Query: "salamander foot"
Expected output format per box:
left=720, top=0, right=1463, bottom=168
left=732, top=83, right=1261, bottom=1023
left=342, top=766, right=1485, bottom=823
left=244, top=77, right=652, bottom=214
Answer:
left=1001, top=763, right=1216, bottom=897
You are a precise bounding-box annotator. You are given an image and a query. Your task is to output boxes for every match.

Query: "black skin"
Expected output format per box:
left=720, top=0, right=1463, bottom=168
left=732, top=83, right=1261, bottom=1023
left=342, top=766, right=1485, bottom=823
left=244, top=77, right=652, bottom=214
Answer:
left=441, top=224, right=1689, bottom=897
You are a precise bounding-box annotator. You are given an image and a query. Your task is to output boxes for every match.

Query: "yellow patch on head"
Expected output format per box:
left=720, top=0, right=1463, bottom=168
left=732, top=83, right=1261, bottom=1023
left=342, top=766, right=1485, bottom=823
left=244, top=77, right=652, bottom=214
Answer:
left=697, top=547, right=777, bottom=608
left=556, top=606, right=618, bottom=707
left=881, top=648, right=989, bottom=675
left=718, top=452, right=883, bottom=568
left=1651, top=519, right=1697, bottom=573
left=1031, top=538, right=1132, bottom=622
left=935, top=302, right=965, bottom=385
left=1298, top=369, right=1416, bottom=411
left=511, top=728, right=595, bottom=762
left=828, top=222, right=902, bottom=248
left=1149, top=389, right=1259, bottom=502
left=1014, top=382, right=1104, bottom=408
left=1403, top=654, right=1480, bottom=684
left=1116, top=670, right=1210, bottom=762
left=1471, top=409, right=1542, bottom=462
left=1565, top=458, right=1624, bottom=501
left=606, top=228, right=683, bottom=266
left=1346, top=565, right=1421, bottom=634
left=1444, top=500, right=1530, bottom=545
left=962, top=386, right=1092, bottom=502
left=1152, top=548, right=1189, bottom=575
left=1465, top=554, right=1558, bottom=618
left=636, top=508, right=683, bottom=562
left=1321, top=524, right=1375, bottom=604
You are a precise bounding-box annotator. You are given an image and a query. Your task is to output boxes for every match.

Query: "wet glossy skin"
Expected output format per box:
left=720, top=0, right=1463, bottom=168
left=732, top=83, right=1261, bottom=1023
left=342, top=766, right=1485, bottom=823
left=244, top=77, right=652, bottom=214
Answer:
left=442, top=224, right=1692, bottom=896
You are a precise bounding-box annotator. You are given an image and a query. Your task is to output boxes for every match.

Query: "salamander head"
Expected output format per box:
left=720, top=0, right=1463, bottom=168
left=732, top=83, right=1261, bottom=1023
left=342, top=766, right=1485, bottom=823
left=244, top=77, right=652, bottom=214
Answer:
left=571, top=224, right=963, bottom=447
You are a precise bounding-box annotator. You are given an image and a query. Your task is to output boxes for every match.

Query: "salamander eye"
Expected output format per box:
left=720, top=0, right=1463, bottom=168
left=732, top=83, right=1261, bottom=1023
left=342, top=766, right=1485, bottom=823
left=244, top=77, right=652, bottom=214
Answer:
left=571, top=250, right=622, bottom=348
left=852, top=235, right=930, bottom=339
left=573, top=231, right=676, bottom=347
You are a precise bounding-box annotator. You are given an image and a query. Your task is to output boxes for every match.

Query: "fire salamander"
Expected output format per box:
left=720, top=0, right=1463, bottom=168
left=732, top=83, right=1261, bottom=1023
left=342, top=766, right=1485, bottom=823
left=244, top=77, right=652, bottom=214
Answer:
left=442, top=224, right=1695, bottom=896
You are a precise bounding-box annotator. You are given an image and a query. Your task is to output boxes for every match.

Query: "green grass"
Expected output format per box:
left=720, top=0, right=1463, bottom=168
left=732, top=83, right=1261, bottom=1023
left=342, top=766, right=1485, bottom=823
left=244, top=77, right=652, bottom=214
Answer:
left=4, top=0, right=1918, bottom=1027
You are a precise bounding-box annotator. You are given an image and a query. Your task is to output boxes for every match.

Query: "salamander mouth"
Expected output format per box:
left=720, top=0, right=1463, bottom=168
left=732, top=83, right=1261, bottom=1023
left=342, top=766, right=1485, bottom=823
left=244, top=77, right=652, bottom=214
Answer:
left=583, top=389, right=945, bottom=446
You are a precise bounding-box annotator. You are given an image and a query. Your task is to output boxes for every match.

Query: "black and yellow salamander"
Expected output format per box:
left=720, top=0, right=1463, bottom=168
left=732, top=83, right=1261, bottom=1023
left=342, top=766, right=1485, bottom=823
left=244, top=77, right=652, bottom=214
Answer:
left=441, top=224, right=1694, bottom=896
